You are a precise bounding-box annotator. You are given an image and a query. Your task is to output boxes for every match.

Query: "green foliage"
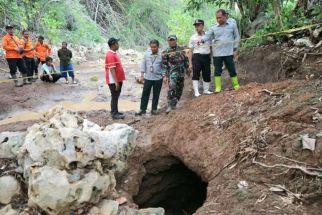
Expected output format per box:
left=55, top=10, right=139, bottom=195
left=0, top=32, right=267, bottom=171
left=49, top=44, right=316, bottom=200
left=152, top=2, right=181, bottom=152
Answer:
left=0, top=0, right=103, bottom=45
left=167, top=0, right=217, bottom=45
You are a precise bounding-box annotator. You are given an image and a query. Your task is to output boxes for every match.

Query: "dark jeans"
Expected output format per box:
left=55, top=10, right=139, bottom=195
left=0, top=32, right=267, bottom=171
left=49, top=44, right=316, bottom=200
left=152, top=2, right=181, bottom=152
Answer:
left=6, top=58, right=27, bottom=77
left=213, top=55, right=237, bottom=77
left=35, top=58, right=45, bottom=75
left=140, top=79, right=163, bottom=111
left=23, top=57, right=35, bottom=80
left=40, top=73, right=61, bottom=83
left=108, top=82, right=123, bottom=116
left=192, top=54, right=211, bottom=82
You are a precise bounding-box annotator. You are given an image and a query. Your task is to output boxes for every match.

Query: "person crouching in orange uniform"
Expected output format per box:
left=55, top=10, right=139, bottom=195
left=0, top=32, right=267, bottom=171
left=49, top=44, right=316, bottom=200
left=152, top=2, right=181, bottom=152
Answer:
left=34, top=36, right=51, bottom=79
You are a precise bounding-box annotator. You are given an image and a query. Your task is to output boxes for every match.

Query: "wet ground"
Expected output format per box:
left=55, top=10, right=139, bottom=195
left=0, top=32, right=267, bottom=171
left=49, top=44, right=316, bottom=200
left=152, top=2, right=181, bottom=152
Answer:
left=0, top=60, right=171, bottom=131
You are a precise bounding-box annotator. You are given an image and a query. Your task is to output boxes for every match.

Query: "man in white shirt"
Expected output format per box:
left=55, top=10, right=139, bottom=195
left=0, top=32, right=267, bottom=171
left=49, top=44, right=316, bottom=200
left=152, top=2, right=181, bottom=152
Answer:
left=40, top=57, right=61, bottom=83
left=188, top=19, right=213, bottom=97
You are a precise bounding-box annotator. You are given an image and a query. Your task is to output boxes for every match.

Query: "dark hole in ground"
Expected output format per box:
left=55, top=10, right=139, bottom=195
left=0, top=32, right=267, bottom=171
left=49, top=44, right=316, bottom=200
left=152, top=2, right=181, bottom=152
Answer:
left=133, top=156, right=208, bottom=215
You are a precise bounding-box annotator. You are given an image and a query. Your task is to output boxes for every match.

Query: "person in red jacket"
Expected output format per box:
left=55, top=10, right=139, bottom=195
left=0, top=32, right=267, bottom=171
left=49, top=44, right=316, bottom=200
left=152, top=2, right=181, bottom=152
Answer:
left=105, top=38, right=126, bottom=120
left=2, top=25, right=29, bottom=87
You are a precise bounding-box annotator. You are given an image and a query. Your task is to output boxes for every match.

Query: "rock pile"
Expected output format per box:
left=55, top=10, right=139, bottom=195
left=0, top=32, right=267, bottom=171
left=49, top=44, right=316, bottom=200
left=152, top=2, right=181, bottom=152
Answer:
left=0, top=107, right=164, bottom=215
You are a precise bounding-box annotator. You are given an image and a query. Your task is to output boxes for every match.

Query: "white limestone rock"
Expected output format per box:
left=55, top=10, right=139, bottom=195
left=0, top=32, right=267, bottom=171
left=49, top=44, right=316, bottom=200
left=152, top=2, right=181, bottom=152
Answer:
left=0, top=176, right=21, bottom=204
left=0, top=204, right=19, bottom=215
left=0, top=132, right=26, bottom=159
left=28, top=166, right=116, bottom=215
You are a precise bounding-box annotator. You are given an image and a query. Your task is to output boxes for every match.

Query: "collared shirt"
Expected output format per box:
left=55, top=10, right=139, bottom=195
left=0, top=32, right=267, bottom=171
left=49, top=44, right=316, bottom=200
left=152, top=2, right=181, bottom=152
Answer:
left=35, top=42, right=51, bottom=61
left=189, top=32, right=211, bottom=55
left=203, top=22, right=240, bottom=57
left=2, top=34, right=23, bottom=59
left=140, top=49, right=162, bottom=80
left=161, top=46, right=189, bottom=77
left=21, top=38, right=35, bottom=58
left=58, top=48, right=73, bottom=66
left=41, top=64, right=57, bottom=75
left=105, top=50, right=126, bottom=84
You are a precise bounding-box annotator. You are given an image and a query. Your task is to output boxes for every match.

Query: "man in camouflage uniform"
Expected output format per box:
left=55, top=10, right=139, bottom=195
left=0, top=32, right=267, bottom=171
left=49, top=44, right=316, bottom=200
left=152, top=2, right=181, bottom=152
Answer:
left=161, top=35, right=189, bottom=113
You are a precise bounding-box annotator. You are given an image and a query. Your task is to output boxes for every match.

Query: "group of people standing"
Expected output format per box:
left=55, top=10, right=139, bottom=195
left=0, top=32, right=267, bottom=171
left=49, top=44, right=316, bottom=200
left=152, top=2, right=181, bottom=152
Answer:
left=105, top=9, right=241, bottom=119
left=1, top=25, right=76, bottom=87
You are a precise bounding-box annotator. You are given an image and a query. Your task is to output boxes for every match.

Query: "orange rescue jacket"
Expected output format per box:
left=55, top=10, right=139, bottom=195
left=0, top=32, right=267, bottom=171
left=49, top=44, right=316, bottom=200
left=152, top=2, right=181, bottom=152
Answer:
left=35, top=42, right=51, bottom=61
left=21, top=38, right=35, bottom=58
left=2, top=34, right=23, bottom=59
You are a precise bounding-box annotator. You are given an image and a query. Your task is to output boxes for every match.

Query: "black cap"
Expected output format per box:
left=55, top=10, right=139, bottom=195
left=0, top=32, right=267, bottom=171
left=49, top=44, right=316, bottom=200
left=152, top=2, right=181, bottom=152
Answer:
left=193, top=19, right=204, bottom=26
left=5, top=25, right=14, bottom=30
left=167, top=35, right=177, bottom=40
left=108, top=38, right=119, bottom=46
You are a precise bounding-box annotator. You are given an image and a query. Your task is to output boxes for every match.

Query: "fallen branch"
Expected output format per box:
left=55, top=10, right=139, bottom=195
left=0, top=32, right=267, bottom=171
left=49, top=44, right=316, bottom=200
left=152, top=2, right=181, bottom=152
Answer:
left=252, top=158, right=322, bottom=178
left=260, top=89, right=285, bottom=97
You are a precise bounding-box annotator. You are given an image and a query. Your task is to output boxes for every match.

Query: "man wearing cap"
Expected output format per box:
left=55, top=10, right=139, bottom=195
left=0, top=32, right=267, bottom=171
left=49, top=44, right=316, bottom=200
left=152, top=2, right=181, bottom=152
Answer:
left=105, top=38, right=126, bottom=120
left=188, top=19, right=212, bottom=97
left=202, top=9, right=241, bottom=93
left=161, top=35, right=189, bottom=113
left=2, top=25, right=29, bottom=87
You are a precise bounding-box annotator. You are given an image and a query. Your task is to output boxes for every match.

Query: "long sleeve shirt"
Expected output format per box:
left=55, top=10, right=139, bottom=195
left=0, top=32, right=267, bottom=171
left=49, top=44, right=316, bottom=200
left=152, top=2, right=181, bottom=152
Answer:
left=35, top=42, right=51, bottom=61
left=58, top=48, right=73, bottom=66
left=161, top=46, right=189, bottom=77
left=140, top=49, right=163, bottom=80
left=21, top=38, right=35, bottom=58
left=203, top=22, right=240, bottom=57
left=2, top=34, right=23, bottom=59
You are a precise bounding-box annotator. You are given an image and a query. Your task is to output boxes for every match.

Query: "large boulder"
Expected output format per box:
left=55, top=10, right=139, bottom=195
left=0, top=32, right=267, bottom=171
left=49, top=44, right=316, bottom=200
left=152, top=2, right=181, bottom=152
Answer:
left=0, top=107, right=139, bottom=214
left=117, top=207, right=165, bottom=215
left=28, top=166, right=115, bottom=215
left=0, top=175, right=21, bottom=204
left=0, top=205, right=19, bottom=215
left=0, top=132, right=26, bottom=159
left=18, top=107, right=138, bottom=175
left=88, top=200, right=119, bottom=215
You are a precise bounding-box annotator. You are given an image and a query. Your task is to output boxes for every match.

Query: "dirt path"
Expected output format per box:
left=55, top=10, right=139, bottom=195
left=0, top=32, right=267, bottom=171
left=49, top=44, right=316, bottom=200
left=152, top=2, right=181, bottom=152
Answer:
left=0, top=61, right=151, bottom=131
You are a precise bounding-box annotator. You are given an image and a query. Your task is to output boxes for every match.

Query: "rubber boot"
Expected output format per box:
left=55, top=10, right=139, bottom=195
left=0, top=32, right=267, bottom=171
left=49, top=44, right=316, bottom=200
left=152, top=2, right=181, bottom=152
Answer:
left=203, top=82, right=213, bottom=95
left=23, top=74, right=31, bottom=85
left=231, top=76, right=240, bottom=90
left=192, top=80, right=200, bottom=97
left=12, top=75, right=23, bottom=87
left=214, top=76, right=222, bottom=93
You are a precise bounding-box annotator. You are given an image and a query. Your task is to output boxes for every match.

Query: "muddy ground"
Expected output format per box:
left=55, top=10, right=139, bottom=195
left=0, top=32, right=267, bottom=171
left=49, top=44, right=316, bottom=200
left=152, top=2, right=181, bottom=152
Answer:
left=0, top=45, right=322, bottom=214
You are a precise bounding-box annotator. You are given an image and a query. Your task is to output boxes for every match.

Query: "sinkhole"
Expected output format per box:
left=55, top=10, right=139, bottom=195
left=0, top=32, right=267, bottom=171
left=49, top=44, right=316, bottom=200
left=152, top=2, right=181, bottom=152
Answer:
left=133, top=156, right=208, bottom=215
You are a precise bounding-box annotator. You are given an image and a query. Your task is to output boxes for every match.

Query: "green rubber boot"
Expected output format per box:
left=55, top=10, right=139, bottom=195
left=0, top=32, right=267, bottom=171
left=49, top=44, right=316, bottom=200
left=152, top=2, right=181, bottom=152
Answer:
left=231, top=76, right=240, bottom=90
left=214, top=76, right=222, bottom=93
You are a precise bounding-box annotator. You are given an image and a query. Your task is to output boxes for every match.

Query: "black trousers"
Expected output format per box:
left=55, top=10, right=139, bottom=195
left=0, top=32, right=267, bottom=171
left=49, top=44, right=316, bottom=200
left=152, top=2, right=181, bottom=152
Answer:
left=23, top=57, right=35, bottom=80
left=35, top=58, right=46, bottom=75
left=192, top=53, right=211, bottom=82
left=108, top=82, right=123, bottom=116
left=40, top=74, right=61, bottom=83
left=140, top=79, right=163, bottom=111
left=213, top=55, right=237, bottom=77
left=6, top=58, right=27, bottom=77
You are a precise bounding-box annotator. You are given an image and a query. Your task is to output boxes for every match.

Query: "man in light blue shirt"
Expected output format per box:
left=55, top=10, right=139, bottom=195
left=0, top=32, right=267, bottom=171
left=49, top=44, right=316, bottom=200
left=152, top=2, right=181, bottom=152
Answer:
left=136, top=39, right=163, bottom=116
left=202, top=9, right=241, bottom=93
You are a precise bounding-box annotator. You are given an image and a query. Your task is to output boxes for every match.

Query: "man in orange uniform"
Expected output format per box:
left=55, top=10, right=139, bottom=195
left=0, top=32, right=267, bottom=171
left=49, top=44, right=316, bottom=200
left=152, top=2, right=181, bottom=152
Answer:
left=34, top=36, right=51, bottom=78
left=21, top=30, right=35, bottom=83
left=2, top=25, right=29, bottom=87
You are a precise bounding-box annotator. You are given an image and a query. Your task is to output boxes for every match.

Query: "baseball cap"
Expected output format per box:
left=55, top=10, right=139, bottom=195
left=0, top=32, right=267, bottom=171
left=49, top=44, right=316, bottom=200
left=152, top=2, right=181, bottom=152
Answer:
left=108, top=38, right=120, bottom=46
left=168, top=35, right=177, bottom=40
left=5, top=25, right=14, bottom=30
left=193, top=19, right=204, bottom=26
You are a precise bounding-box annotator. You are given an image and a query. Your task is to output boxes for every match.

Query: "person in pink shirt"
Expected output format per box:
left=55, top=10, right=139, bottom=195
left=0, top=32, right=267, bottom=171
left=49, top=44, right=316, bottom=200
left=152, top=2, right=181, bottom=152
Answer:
left=105, top=38, right=126, bottom=120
